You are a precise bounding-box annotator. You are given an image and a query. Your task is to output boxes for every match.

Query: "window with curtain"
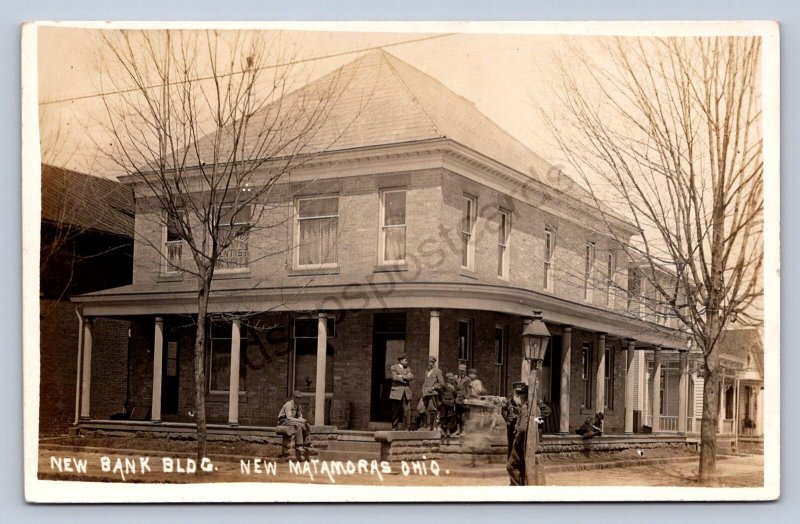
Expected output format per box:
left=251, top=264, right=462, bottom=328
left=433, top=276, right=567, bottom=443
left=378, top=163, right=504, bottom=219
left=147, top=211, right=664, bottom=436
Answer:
left=296, top=196, right=339, bottom=267
left=380, top=189, right=406, bottom=263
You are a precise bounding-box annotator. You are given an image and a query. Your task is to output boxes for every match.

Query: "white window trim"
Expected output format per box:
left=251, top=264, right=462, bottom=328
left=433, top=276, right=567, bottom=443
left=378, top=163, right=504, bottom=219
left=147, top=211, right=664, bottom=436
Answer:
left=216, top=203, right=252, bottom=273
left=497, top=208, right=510, bottom=279
left=461, top=194, right=477, bottom=271
left=606, top=251, right=616, bottom=307
left=161, top=211, right=183, bottom=276
left=293, top=195, right=339, bottom=270
left=378, top=188, right=407, bottom=265
left=544, top=228, right=555, bottom=292
left=584, top=241, right=596, bottom=302
left=208, top=321, right=246, bottom=395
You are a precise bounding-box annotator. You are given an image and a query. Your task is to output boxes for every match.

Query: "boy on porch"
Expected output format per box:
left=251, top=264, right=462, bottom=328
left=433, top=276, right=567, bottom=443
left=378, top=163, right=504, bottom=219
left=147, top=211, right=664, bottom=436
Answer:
left=277, top=394, right=311, bottom=458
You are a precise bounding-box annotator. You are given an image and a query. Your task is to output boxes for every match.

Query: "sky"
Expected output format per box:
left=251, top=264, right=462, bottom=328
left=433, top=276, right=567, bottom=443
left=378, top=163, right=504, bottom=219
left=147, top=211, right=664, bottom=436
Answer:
left=37, top=27, right=581, bottom=177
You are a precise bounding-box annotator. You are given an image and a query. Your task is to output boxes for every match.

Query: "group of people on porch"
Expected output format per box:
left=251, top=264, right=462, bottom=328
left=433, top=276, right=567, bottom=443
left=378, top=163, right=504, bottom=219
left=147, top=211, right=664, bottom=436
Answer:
left=390, top=354, right=486, bottom=435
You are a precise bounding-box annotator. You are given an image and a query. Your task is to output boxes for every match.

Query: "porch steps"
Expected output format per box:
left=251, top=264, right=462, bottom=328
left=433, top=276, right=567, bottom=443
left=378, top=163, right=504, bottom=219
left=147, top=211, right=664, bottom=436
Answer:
left=316, top=440, right=382, bottom=462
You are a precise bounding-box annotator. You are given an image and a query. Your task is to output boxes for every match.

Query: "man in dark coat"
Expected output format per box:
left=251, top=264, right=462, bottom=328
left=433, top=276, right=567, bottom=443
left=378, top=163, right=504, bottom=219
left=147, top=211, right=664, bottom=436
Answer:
left=389, top=354, right=414, bottom=430
left=506, top=382, right=552, bottom=486
left=420, top=356, right=445, bottom=430
left=454, top=363, right=471, bottom=435
left=439, top=373, right=457, bottom=436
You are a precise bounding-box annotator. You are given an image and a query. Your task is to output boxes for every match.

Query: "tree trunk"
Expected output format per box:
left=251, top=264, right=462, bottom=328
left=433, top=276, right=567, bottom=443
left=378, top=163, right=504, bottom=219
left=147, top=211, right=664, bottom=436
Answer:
left=193, top=277, right=211, bottom=469
left=698, top=312, right=722, bottom=484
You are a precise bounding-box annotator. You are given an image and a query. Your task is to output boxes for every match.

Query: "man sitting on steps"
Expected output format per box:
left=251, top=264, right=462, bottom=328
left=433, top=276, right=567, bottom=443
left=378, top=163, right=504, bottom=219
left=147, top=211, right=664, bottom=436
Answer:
left=278, top=393, right=311, bottom=459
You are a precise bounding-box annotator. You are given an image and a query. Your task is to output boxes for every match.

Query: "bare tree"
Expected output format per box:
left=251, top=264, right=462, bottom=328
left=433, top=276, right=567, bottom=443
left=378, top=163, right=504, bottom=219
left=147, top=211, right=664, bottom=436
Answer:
left=98, top=29, right=356, bottom=463
left=546, top=36, right=763, bottom=484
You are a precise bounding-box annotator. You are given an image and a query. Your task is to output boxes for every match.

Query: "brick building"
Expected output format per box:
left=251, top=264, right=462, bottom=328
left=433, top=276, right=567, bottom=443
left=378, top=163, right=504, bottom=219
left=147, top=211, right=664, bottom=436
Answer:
left=73, top=50, right=688, bottom=436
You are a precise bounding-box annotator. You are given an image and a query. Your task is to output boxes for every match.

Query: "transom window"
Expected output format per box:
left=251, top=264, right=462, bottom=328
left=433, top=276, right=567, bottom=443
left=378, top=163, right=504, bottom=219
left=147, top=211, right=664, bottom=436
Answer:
left=379, top=189, right=407, bottom=263
left=461, top=195, right=477, bottom=270
left=544, top=228, right=555, bottom=291
left=497, top=209, right=510, bottom=279
left=296, top=196, right=339, bottom=268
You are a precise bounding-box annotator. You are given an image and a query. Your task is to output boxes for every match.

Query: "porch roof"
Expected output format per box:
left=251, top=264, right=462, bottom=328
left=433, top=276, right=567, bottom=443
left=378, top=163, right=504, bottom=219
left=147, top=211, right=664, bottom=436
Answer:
left=74, top=279, right=686, bottom=348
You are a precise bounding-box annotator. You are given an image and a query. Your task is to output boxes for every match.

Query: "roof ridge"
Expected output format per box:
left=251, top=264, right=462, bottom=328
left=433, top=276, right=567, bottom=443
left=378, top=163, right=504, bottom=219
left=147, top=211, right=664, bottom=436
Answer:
left=377, top=50, right=445, bottom=139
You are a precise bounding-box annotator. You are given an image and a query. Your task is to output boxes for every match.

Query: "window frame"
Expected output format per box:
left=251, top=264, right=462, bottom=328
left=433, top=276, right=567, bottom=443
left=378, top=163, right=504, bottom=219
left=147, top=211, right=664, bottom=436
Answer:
left=207, top=320, right=247, bottom=395
left=460, top=194, right=477, bottom=271
left=378, top=188, right=408, bottom=265
left=161, top=211, right=183, bottom=276
left=604, top=344, right=615, bottom=410
left=458, top=318, right=473, bottom=365
left=606, top=251, right=616, bottom=307
left=584, top=241, right=596, bottom=302
left=494, top=324, right=508, bottom=396
left=289, top=315, right=336, bottom=396
left=543, top=228, right=555, bottom=291
left=294, top=195, right=340, bottom=269
left=497, top=208, right=510, bottom=279
left=581, top=341, right=593, bottom=408
left=217, top=203, right=253, bottom=272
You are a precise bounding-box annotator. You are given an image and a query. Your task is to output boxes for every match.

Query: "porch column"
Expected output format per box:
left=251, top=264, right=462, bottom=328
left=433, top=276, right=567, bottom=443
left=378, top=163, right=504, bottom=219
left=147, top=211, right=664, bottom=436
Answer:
left=315, top=312, right=328, bottom=426
left=521, top=318, right=532, bottom=383
left=624, top=339, right=635, bottom=434
left=652, top=347, right=662, bottom=433
left=428, top=310, right=440, bottom=362
left=79, top=318, right=93, bottom=420
left=595, top=333, right=606, bottom=418
left=151, top=316, right=164, bottom=424
left=228, top=319, right=241, bottom=426
left=558, top=326, right=572, bottom=434
left=678, top=349, right=689, bottom=434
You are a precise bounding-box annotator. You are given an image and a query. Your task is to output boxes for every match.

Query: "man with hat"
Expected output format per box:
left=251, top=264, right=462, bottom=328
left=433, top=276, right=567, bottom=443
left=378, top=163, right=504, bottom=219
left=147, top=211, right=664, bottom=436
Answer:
left=506, top=381, right=551, bottom=486
left=420, top=355, right=445, bottom=430
left=389, top=354, right=414, bottom=430
left=454, top=363, right=471, bottom=435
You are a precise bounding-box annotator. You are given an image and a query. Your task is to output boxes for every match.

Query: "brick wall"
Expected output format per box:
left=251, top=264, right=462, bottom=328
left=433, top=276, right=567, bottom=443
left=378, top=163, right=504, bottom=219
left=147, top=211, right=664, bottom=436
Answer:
left=130, top=167, right=631, bottom=315
left=39, top=300, right=80, bottom=434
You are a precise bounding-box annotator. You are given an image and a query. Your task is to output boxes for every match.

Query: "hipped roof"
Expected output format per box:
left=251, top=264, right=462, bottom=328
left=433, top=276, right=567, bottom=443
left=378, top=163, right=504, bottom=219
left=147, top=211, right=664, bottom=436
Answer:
left=189, top=49, right=607, bottom=216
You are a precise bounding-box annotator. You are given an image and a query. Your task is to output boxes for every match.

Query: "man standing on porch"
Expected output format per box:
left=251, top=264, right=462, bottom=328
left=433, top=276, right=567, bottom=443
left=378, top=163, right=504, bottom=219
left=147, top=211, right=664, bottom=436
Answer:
left=390, top=355, right=414, bottom=430
left=421, top=356, right=444, bottom=430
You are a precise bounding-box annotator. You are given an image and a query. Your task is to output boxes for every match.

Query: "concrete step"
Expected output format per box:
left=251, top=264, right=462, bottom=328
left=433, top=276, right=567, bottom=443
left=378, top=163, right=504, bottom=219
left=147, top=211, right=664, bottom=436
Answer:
left=325, top=441, right=382, bottom=453
left=316, top=449, right=382, bottom=462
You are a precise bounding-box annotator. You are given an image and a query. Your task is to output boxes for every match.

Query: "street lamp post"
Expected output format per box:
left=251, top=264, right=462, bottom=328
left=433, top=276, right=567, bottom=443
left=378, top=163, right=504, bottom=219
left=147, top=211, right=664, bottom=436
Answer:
left=522, top=310, right=552, bottom=486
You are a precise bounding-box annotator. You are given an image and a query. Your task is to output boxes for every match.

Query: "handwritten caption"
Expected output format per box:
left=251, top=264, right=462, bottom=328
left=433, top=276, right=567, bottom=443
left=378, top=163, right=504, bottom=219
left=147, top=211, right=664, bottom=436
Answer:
left=49, top=455, right=447, bottom=483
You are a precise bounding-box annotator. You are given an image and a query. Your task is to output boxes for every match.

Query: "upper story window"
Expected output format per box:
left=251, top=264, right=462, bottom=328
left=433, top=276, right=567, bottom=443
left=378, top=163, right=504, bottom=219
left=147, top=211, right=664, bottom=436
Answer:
left=379, top=189, right=407, bottom=264
left=162, top=212, right=182, bottom=275
left=461, top=194, right=477, bottom=270
left=584, top=241, right=596, bottom=302
left=218, top=204, right=252, bottom=271
left=606, top=252, right=616, bottom=307
left=544, top=228, right=555, bottom=291
left=627, top=270, right=641, bottom=314
left=295, top=196, right=339, bottom=268
left=497, top=209, right=510, bottom=279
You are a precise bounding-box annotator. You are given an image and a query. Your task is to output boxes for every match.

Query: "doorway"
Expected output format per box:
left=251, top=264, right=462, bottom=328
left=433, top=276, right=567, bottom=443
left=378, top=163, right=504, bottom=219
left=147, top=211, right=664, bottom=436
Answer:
left=370, top=312, right=406, bottom=422
left=161, top=321, right=180, bottom=415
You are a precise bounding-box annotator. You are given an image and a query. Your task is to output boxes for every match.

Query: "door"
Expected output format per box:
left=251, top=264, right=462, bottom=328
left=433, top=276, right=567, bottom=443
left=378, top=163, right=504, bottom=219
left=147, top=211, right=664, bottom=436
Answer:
left=371, top=313, right=406, bottom=422
left=161, top=324, right=180, bottom=415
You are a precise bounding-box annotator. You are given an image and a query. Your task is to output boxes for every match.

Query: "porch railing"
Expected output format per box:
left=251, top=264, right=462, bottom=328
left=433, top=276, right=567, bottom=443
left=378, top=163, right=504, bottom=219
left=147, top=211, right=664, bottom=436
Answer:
left=721, top=419, right=734, bottom=434
left=658, top=415, right=678, bottom=432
